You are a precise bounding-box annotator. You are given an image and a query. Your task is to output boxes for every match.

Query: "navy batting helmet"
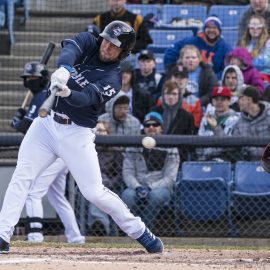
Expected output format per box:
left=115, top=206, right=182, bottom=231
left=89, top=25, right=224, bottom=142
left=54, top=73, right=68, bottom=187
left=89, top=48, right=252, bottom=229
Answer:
left=99, top=21, right=136, bottom=60
left=21, top=62, right=49, bottom=89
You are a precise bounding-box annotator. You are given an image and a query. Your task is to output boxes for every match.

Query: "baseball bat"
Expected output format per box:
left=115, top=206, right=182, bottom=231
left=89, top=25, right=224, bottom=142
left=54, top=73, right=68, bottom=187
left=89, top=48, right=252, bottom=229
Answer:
left=21, top=41, right=56, bottom=110
left=38, top=85, right=59, bottom=118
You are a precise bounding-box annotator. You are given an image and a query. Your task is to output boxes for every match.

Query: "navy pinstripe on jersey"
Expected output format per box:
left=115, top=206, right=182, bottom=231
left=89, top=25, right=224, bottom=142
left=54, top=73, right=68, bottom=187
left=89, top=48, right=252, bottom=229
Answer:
left=52, top=32, right=122, bottom=128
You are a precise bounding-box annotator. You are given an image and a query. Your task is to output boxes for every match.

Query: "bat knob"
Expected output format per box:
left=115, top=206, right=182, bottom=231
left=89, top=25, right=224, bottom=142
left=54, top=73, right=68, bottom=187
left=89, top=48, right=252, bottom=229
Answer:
left=39, top=109, right=49, bottom=118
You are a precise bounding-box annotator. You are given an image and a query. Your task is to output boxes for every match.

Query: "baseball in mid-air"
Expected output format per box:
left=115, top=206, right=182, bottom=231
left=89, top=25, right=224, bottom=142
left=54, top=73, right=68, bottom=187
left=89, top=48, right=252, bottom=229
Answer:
left=142, top=136, right=156, bottom=149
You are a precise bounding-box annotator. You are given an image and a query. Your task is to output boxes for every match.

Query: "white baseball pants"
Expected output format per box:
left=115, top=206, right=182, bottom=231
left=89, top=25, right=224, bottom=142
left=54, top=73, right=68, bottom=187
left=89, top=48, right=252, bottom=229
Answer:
left=0, top=114, right=145, bottom=242
left=26, top=158, right=85, bottom=243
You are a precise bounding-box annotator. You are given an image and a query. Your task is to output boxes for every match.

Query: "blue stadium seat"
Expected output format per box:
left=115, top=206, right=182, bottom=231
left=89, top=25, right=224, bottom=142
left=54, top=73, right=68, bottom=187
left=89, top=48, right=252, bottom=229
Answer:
left=174, top=161, right=234, bottom=235
left=221, top=28, right=238, bottom=48
left=153, top=53, right=164, bottom=73
left=161, top=4, right=207, bottom=25
left=231, top=161, right=270, bottom=219
left=208, top=5, right=249, bottom=29
left=125, top=4, right=161, bottom=18
left=149, top=29, right=194, bottom=48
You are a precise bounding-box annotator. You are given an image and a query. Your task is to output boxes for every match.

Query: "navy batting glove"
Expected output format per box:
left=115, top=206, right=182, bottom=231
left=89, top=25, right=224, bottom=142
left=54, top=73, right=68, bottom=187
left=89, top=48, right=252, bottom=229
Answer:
left=136, top=186, right=151, bottom=199
left=11, top=108, right=26, bottom=127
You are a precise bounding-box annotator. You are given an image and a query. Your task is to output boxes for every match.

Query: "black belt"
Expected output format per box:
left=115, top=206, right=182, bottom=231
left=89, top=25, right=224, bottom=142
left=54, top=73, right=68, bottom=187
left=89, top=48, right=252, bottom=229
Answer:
left=53, top=113, right=72, bottom=125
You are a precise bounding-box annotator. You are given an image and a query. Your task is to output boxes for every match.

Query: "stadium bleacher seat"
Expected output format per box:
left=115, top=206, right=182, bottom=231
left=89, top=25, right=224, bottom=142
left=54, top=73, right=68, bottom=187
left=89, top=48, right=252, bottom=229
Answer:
left=161, top=4, right=207, bottom=25
left=125, top=4, right=161, bottom=18
left=231, top=161, right=270, bottom=220
left=149, top=29, right=194, bottom=49
left=221, top=28, right=239, bottom=48
left=174, top=161, right=234, bottom=235
left=208, top=5, right=249, bottom=29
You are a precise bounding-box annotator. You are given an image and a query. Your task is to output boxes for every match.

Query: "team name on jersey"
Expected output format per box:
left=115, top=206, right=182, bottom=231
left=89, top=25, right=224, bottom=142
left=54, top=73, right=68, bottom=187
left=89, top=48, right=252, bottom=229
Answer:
left=71, top=69, right=90, bottom=88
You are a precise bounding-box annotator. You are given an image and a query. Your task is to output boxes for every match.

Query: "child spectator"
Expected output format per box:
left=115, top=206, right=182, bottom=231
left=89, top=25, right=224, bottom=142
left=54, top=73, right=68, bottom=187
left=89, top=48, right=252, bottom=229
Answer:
left=177, top=45, right=218, bottom=108
left=226, top=47, right=264, bottom=94
left=221, top=65, right=245, bottom=111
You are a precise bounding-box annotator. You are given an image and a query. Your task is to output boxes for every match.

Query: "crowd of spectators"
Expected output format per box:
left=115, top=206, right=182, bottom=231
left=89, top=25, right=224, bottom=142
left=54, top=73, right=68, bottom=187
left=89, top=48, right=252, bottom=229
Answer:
left=82, top=0, right=270, bottom=235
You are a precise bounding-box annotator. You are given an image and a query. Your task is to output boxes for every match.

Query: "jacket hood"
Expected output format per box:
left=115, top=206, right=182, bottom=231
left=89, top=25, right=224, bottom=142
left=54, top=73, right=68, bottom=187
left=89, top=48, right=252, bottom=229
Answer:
left=226, top=47, right=253, bottom=68
left=105, top=90, right=129, bottom=121
left=221, top=65, right=244, bottom=93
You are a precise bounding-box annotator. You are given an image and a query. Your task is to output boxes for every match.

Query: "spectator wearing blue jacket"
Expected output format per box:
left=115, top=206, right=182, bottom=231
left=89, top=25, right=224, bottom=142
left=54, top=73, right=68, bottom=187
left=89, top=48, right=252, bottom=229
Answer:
left=164, top=16, right=232, bottom=80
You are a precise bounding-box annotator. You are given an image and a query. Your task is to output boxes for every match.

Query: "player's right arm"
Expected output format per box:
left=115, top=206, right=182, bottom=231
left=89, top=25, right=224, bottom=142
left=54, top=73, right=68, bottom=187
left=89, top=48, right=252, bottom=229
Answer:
left=51, top=32, right=97, bottom=86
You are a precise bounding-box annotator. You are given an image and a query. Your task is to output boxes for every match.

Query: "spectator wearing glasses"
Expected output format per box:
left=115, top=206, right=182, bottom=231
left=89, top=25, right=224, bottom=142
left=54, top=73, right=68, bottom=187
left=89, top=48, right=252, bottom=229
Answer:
left=238, top=0, right=270, bottom=40
left=121, top=112, right=180, bottom=230
left=238, top=14, right=270, bottom=81
left=156, top=66, right=202, bottom=132
left=151, top=79, right=195, bottom=161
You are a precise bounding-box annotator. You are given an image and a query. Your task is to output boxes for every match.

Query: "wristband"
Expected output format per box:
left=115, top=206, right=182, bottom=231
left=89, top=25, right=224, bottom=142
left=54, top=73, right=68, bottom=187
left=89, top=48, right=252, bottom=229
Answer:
left=60, top=64, right=73, bottom=73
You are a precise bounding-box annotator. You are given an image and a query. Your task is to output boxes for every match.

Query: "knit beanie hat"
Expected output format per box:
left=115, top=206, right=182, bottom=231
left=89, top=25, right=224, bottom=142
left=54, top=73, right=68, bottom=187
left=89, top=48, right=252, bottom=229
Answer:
left=203, top=16, right=222, bottom=32
left=143, top=112, right=163, bottom=125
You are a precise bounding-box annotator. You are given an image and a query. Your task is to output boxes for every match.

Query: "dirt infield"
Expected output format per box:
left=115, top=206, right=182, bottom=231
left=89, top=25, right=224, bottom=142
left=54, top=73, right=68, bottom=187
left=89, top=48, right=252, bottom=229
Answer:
left=1, top=241, right=270, bottom=270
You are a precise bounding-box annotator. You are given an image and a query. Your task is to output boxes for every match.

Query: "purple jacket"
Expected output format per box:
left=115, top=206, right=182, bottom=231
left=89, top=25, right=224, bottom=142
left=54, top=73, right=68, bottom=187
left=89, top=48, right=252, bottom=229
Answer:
left=226, top=48, right=264, bottom=94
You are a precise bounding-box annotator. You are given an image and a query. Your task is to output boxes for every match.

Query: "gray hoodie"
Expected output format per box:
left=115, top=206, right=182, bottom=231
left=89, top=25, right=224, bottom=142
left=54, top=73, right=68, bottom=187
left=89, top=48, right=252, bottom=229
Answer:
left=99, top=91, right=141, bottom=135
left=221, top=65, right=245, bottom=105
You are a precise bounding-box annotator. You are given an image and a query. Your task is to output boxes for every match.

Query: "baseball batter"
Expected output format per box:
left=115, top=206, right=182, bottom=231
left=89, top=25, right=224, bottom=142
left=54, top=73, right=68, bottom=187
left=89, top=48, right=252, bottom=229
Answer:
left=0, top=21, right=163, bottom=254
left=11, top=62, right=85, bottom=244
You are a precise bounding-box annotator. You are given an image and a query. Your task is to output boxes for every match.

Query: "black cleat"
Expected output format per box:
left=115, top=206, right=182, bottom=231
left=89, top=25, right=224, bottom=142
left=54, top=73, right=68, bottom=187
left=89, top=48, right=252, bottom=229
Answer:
left=0, top=237, right=9, bottom=254
left=136, top=228, right=164, bottom=253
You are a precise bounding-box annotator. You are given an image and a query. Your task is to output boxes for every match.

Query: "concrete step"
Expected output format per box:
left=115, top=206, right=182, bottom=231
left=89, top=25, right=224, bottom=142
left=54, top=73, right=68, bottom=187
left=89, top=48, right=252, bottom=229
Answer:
left=0, top=55, right=58, bottom=69
left=0, top=120, right=16, bottom=133
left=10, top=42, right=61, bottom=58
left=1, top=106, right=19, bottom=120
left=14, top=31, right=75, bottom=44
left=0, top=67, right=55, bottom=81
left=29, top=0, right=107, bottom=14
left=0, top=81, right=23, bottom=91
left=24, top=17, right=92, bottom=33
left=0, top=90, right=27, bottom=106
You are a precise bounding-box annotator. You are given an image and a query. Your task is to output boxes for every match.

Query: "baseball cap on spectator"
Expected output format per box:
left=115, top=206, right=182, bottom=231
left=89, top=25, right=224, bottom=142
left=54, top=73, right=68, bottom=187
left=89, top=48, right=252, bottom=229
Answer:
left=240, top=85, right=261, bottom=103
left=211, top=86, right=231, bottom=98
left=138, top=49, right=155, bottom=61
left=171, top=66, right=188, bottom=79
left=143, top=111, right=163, bottom=126
left=203, top=16, right=222, bottom=33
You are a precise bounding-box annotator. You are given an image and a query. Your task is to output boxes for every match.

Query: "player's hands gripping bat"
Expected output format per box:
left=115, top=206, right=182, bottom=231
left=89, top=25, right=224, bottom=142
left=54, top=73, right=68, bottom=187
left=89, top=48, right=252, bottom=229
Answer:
left=39, top=67, right=71, bottom=117
left=261, top=143, right=270, bottom=173
left=21, top=41, right=56, bottom=110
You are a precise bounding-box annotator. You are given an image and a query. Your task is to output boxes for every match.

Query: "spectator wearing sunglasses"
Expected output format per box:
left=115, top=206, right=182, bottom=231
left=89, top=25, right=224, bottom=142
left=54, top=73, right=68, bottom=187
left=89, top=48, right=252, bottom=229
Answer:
left=121, top=112, right=180, bottom=230
left=238, top=14, right=270, bottom=81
